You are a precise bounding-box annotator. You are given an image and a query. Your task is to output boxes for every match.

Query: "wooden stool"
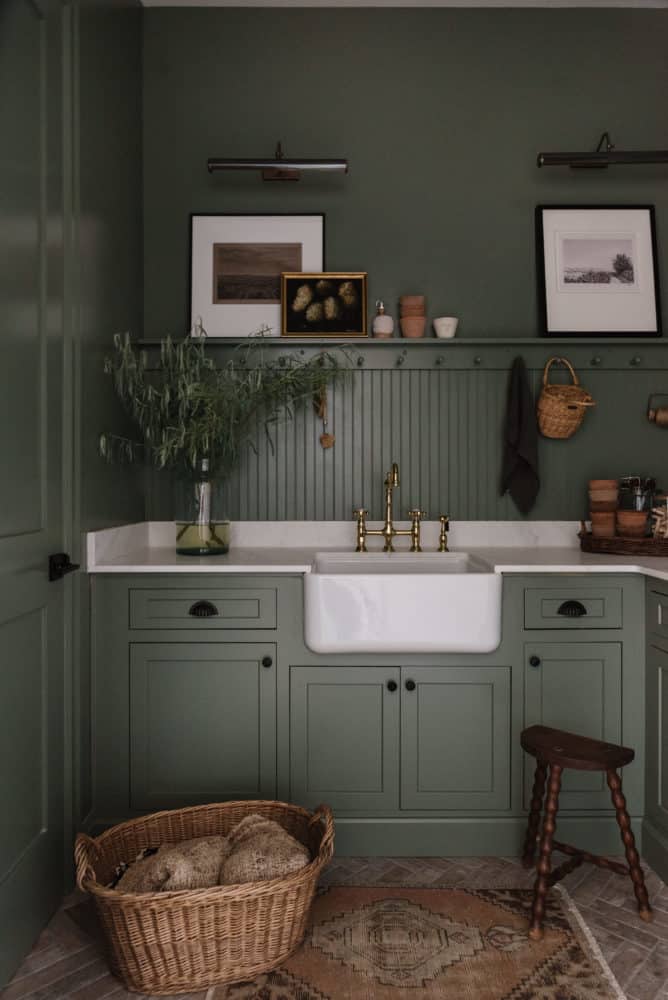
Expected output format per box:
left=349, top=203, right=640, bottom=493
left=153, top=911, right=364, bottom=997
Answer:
left=521, top=725, right=652, bottom=941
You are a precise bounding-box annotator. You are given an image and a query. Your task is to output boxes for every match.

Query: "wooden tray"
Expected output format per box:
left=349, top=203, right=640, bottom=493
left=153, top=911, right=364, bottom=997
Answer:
left=579, top=531, right=668, bottom=556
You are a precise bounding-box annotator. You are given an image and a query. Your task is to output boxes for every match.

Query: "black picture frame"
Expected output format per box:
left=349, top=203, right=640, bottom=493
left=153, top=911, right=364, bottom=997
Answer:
left=536, top=205, right=661, bottom=338
left=281, top=272, right=368, bottom=337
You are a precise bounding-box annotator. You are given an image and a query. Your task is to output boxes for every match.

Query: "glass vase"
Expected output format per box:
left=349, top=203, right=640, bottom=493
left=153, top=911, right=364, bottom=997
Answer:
left=175, top=459, right=230, bottom=556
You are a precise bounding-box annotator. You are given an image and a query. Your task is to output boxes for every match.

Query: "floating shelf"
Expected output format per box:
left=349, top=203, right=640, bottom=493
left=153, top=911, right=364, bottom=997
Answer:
left=138, top=336, right=667, bottom=348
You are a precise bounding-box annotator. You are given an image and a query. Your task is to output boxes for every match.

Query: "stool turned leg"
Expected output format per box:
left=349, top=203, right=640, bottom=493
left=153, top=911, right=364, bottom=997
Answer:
left=606, top=768, right=652, bottom=923
left=522, top=760, right=547, bottom=869
left=528, top=763, right=562, bottom=941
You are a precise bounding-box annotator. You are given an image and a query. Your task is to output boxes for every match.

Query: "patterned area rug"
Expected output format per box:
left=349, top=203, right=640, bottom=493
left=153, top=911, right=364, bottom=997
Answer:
left=215, top=887, right=624, bottom=999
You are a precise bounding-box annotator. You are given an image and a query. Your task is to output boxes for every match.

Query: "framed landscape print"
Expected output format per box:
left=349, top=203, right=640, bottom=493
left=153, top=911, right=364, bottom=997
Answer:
left=281, top=273, right=368, bottom=337
left=190, top=214, right=324, bottom=337
left=536, top=206, right=661, bottom=337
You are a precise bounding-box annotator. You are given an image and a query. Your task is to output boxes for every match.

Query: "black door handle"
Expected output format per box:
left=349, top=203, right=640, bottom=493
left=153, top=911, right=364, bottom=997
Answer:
left=387, top=680, right=398, bottom=692
left=557, top=600, right=587, bottom=618
left=188, top=600, right=219, bottom=617
left=48, top=553, right=80, bottom=582
left=529, top=655, right=541, bottom=668
left=262, top=656, right=273, bottom=669
left=405, top=679, right=416, bottom=691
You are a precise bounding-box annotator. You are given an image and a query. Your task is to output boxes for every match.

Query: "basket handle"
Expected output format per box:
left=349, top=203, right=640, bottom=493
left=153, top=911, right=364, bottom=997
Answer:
left=74, top=833, right=98, bottom=891
left=309, top=803, right=335, bottom=862
left=543, top=356, right=580, bottom=388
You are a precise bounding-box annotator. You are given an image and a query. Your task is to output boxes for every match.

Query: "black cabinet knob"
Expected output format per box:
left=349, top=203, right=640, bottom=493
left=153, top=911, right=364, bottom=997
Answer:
left=557, top=600, right=587, bottom=618
left=529, top=655, right=541, bottom=668
left=405, top=679, right=416, bottom=691
left=262, top=656, right=273, bottom=669
left=387, top=680, right=398, bottom=692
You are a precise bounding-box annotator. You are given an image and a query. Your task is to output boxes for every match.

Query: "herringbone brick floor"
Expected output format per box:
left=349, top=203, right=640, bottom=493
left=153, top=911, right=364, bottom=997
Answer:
left=3, top=856, right=667, bottom=999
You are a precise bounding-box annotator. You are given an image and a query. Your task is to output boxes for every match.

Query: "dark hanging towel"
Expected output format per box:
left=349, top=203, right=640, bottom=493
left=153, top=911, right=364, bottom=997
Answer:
left=500, top=356, right=539, bottom=514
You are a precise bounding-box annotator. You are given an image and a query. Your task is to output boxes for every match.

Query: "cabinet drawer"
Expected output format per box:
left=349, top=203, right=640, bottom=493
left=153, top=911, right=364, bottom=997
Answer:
left=129, top=588, right=277, bottom=630
left=647, top=589, right=668, bottom=640
left=524, top=586, right=622, bottom=629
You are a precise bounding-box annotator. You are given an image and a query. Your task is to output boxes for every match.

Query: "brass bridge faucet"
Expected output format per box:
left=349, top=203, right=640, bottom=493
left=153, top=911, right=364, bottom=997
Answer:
left=353, top=462, right=430, bottom=553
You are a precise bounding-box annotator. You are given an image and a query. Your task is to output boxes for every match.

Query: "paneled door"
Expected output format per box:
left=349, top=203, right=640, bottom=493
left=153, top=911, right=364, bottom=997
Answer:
left=0, top=0, right=67, bottom=985
left=290, top=667, right=400, bottom=812
left=130, top=644, right=277, bottom=810
left=401, top=666, right=511, bottom=811
left=524, top=642, right=622, bottom=811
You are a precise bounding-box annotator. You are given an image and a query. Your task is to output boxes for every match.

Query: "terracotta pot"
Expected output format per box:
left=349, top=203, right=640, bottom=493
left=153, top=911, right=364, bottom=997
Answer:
left=399, top=295, right=425, bottom=307
left=589, top=479, right=618, bottom=489
left=616, top=510, right=648, bottom=538
left=400, top=316, right=426, bottom=338
left=588, top=489, right=619, bottom=503
left=590, top=512, right=616, bottom=538
left=400, top=305, right=426, bottom=317
left=589, top=500, right=618, bottom=513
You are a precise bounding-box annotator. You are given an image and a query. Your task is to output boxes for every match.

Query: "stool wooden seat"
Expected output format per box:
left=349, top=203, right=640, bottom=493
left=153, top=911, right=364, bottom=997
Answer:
left=521, top=724, right=651, bottom=941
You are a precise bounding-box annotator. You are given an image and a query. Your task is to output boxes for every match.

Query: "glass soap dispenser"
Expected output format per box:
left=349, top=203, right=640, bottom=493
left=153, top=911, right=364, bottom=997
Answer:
left=372, top=300, right=394, bottom=339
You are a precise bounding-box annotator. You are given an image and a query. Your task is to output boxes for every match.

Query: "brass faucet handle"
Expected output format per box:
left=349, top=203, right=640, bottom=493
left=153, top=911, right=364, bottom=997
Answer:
left=352, top=507, right=369, bottom=518
left=438, top=514, right=450, bottom=553
left=408, top=508, right=427, bottom=520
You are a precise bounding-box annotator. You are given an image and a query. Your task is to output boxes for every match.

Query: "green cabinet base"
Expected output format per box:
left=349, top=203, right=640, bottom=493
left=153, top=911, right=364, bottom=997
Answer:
left=332, top=816, right=644, bottom=858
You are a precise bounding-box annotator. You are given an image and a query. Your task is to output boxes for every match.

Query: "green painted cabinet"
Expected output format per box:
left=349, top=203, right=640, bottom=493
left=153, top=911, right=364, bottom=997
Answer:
left=523, top=641, right=622, bottom=810
left=289, top=666, right=400, bottom=812
left=644, top=582, right=668, bottom=883
left=401, top=666, right=511, bottom=811
left=130, top=642, right=276, bottom=809
left=289, top=664, right=510, bottom=813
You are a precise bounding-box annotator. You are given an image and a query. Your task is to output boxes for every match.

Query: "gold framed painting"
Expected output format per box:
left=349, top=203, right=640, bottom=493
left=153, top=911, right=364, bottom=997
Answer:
left=281, top=272, right=368, bottom=337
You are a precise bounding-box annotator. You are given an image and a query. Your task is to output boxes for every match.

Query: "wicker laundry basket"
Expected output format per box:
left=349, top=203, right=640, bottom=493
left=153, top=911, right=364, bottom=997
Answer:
left=537, top=356, right=595, bottom=439
left=74, top=800, right=334, bottom=996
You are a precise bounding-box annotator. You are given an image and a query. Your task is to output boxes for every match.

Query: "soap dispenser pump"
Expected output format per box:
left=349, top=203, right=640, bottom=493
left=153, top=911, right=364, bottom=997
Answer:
left=372, top=300, right=394, bottom=339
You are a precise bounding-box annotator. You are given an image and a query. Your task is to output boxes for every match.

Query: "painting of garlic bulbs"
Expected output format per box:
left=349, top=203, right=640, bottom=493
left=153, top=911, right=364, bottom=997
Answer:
left=281, top=272, right=368, bottom=337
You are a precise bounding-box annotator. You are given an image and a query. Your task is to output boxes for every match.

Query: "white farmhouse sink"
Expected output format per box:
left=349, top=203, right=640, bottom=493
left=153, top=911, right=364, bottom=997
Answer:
left=304, top=551, right=502, bottom=654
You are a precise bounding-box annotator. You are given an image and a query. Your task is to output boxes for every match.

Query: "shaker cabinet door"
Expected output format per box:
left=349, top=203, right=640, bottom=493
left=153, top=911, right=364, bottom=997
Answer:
left=646, top=641, right=668, bottom=831
left=290, top=666, right=400, bottom=812
left=130, top=643, right=276, bottom=810
left=524, top=642, right=622, bottom=811
left=400, top=666, right=511, bottom=811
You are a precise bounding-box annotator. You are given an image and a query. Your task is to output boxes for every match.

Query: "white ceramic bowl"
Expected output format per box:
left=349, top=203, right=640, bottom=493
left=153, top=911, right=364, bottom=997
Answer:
left=433, top=316, right=459, bottom=339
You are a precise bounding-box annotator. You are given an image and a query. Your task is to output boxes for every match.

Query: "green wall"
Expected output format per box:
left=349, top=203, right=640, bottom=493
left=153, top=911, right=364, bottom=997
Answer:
left=73, top=0, right=145, bottom=829
left=142, top=8, right=668, bottom=339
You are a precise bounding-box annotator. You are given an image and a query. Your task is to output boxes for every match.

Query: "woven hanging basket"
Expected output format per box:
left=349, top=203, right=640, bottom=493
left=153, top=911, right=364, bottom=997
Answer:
left=74, top=800, right=334, bottom=995
left=537, top=356, right=595, bottom=439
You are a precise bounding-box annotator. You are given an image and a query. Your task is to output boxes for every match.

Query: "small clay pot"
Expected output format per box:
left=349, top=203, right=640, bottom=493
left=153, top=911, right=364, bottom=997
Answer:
left=616, top=510, right=648, bottom=538
left=589, top=489, right=619, bottom=503
left=399, top=295, right=425, bottom=307
left=400, top=316, right=426, bottom=338
left=400, top=304, right=426, bottom=315
left=589, top=479, right=618, bottom=490
left=589, top=500, right=618, bottom=513
left=590, top=511, right=616, bottom=538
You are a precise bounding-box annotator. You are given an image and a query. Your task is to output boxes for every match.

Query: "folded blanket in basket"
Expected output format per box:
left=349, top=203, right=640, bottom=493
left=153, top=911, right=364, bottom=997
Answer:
left=115, top=835, right=230, bottom=893
left=219, top=814, right=311, bottom=884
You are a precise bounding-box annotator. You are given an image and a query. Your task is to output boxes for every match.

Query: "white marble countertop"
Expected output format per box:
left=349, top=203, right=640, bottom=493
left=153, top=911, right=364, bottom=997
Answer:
left=85, top=521, right=668, bottom=582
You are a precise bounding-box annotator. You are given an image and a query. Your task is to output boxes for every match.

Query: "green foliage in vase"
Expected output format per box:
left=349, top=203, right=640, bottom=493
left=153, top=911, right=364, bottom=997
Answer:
left=99, top=333, right=350, bottom=478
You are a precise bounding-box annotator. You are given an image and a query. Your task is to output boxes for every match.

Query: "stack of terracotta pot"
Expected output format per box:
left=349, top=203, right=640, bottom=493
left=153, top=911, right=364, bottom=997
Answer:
left=399, top=296, right=426, bottom=338
left=589, top=479, right=618, bottom=537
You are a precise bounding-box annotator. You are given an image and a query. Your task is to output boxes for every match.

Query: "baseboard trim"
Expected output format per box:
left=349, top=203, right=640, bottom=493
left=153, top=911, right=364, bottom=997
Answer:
left=332, top=816, right=636, bottom=857
left=642, top=819, right=668, bottom=883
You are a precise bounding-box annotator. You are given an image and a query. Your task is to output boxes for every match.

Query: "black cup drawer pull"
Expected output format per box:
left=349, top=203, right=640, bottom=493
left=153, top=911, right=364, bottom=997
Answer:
left=557, top=600, right=587, bottom=618
left=188, top=600, right=219, bottom=618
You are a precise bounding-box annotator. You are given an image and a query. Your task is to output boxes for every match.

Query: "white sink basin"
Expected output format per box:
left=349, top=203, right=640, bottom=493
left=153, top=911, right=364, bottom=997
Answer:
left=304, top=551, right=502, bottom=654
